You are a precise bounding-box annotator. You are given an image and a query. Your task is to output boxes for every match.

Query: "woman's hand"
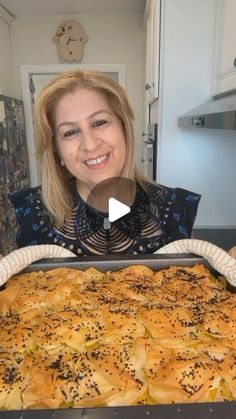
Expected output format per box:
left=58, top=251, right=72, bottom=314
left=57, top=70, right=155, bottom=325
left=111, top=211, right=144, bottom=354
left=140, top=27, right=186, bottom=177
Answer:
left=0, top=254, right=3, bottom=260
left=228, top=246, right=236, bottom=259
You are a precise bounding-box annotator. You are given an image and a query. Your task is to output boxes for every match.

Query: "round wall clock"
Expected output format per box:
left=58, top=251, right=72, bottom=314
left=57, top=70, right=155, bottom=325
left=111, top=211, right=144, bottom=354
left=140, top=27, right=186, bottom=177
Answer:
left=53, top=19, right=88, bottom=62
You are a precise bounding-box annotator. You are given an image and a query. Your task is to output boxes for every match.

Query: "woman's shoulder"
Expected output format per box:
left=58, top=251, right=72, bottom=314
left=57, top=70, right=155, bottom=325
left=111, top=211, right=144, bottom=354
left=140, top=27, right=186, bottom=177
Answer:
left=9, top=186, right=53, bottom=248
left=9, top=186, right=42, bottom=209
left=142, top=181, right=201, bottom=204
left=141, top=181, right=201, bottom=240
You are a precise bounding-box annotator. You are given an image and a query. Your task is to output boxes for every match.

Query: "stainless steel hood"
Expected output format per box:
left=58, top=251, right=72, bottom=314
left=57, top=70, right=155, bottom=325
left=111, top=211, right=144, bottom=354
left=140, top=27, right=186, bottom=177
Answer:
left=178, top=92, right=236, bottom=130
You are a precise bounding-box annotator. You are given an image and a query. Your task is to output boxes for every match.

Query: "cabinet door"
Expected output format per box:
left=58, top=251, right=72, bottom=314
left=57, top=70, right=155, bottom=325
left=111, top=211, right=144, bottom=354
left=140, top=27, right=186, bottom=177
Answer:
left=145, top=0, right=161, bottom=103
left=212, top=0, right=236, bottom=95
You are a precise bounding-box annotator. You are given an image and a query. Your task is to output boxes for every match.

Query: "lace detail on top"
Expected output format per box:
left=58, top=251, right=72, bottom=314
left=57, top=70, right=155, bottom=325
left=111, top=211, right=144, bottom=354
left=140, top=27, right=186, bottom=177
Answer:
left=9, top=182, right=201, bottom=256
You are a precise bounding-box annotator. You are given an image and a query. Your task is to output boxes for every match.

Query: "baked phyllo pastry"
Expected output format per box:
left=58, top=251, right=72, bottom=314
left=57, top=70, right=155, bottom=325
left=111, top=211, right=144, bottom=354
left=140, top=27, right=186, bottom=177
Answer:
left=0, top=263, right=235, bottom=409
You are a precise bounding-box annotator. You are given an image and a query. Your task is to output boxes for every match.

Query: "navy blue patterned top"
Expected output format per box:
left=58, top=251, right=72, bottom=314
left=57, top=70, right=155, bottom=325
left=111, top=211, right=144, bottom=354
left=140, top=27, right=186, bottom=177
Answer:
left=9, top=182, right=201, bottom=256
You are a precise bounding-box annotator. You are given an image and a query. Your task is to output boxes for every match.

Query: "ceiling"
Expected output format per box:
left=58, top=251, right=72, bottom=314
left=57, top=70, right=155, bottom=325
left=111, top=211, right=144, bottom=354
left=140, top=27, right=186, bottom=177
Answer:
left=0, top=0, right=146, bottom=17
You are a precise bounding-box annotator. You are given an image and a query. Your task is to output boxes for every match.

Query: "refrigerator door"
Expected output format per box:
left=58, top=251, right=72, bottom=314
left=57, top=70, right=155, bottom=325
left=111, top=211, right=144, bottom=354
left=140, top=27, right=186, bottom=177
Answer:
left=0, top=95, right=30, bottom=254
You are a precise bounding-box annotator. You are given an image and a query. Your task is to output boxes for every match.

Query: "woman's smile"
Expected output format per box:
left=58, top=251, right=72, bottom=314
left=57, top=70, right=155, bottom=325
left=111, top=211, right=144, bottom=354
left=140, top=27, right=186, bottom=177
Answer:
left=84, top=152, right=110, bottom=169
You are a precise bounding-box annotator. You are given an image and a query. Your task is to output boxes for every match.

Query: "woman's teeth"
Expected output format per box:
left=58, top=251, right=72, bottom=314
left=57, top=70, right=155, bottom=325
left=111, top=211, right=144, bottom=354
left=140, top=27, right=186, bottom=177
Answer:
left=86, top=154, right=108, bottom=166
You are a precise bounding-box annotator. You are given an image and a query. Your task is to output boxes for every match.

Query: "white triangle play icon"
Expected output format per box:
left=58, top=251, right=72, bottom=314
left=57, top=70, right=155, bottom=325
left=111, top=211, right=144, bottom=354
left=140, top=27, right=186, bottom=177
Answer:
left=108, top=197, right=131, bottom=222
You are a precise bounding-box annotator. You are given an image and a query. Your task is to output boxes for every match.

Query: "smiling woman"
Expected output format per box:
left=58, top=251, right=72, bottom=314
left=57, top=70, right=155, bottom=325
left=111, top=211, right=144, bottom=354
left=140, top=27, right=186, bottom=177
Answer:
left=54, top=88, right=127, bottom=200
left=7, top=69, right=201, bottom=256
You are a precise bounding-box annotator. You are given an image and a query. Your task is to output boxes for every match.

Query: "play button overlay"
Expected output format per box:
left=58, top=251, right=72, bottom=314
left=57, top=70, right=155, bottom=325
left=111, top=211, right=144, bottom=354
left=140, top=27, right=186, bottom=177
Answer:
left=83, top=176, right=152, bottom=241
left=86, top=177, right=136, bottom=222
left=108, top=197, right=131, bottom=222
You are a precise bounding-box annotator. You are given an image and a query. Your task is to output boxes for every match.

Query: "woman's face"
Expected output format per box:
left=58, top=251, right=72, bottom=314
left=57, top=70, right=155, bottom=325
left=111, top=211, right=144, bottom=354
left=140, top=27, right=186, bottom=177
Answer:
left=54, top=87, right=126, bottom=199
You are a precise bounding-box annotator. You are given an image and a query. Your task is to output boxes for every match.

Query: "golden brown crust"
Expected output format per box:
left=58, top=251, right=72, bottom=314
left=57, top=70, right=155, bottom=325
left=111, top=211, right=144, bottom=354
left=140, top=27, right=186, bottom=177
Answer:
left=0, top=352, right=25, bottom=409
left=0, top=263, right=236, bottom=408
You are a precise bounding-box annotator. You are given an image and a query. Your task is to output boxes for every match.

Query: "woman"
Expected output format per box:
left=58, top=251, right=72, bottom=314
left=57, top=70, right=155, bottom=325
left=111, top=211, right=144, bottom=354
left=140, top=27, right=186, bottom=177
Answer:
left=9, top=69, right=201, bottom=256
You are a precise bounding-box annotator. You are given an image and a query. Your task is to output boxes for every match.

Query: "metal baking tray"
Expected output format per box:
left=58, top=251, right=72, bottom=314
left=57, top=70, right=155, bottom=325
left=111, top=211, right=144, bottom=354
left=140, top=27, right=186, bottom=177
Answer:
left=22, top=252, right=216, bottom=273
left=1, top=253, right=236, bottom=419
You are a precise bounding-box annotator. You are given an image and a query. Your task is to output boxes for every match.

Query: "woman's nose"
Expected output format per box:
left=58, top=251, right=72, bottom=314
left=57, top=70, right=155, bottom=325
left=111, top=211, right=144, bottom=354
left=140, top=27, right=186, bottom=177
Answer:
left=79, top=129, right=101, bottom=151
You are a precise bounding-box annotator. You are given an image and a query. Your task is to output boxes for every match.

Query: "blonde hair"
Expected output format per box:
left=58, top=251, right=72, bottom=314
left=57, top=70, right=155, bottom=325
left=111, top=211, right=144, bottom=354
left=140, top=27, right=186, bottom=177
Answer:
left=35, top=69, right=149, bottom=225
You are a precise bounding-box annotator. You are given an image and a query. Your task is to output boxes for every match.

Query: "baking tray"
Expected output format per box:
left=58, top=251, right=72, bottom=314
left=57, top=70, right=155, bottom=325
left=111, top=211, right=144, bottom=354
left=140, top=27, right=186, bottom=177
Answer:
left=1, top=253, right=236, bottom=419
left=22, top=252, right=215, bottom=273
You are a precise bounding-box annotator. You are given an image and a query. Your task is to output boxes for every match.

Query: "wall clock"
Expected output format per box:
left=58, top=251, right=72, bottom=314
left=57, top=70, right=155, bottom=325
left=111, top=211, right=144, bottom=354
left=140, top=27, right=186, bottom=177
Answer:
left=53, top=19, right=88, bottom=62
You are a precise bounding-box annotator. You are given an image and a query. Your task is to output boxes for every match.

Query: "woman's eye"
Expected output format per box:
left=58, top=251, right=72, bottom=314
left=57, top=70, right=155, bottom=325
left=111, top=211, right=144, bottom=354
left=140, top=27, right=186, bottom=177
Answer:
left=93, top=119, right=108, bottom=128
left=63, top=128, right=80, bottom=138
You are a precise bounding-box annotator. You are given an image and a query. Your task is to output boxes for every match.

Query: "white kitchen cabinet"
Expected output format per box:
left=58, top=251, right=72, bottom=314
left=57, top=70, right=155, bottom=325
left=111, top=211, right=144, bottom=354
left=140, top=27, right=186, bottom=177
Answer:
left=144, top=0, right=161, bottom=104
left=212, top=0, right=236, bottom=95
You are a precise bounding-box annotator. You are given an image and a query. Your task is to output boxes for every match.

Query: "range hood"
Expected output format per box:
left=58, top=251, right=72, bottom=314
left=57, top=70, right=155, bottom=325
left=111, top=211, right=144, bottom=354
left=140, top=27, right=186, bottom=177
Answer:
left=178, top=92, right=236, bottom=130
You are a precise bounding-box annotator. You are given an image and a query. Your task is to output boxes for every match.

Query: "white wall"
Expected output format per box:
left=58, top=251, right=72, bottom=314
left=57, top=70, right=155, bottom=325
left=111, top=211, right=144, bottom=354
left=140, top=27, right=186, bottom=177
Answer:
left=0, top=11, right=14, bottom=96
left=156, top=0, right=236, bottom=227
left=10, top=13, right=145, bottom=166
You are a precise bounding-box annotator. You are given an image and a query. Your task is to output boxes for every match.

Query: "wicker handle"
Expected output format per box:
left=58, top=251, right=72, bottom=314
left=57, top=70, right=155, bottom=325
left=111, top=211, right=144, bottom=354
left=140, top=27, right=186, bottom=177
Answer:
left=155, top=239, right=236, bottom=287
left=0, top=245, right=76, bottom=286
left=1, top=240, right=236, bottom=288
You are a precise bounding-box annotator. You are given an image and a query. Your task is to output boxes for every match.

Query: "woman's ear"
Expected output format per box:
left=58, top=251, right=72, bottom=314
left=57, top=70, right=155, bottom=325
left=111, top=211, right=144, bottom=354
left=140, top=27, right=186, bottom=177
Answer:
left=56, top=153, right=64, bottom=166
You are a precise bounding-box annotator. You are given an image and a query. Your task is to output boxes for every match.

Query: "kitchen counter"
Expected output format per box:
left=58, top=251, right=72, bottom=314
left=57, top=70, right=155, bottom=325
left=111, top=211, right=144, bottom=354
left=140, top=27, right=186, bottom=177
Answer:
left=193, top=228, right=236, bottom=251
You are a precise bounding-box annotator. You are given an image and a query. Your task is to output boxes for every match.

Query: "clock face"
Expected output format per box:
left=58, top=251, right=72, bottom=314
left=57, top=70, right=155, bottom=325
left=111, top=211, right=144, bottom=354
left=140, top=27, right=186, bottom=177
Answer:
left=53, top=20, right=88, bottom=62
